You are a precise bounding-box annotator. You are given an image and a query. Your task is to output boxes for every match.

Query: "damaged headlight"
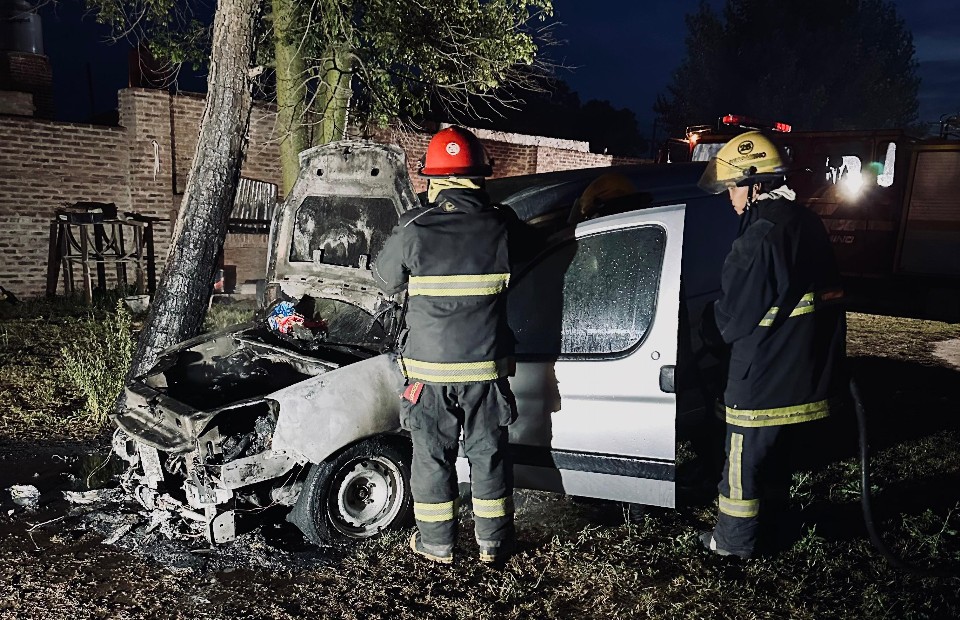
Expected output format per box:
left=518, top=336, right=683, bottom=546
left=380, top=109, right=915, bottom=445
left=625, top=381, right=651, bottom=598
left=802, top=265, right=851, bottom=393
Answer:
left=221, top=412, right=277, bottom=461
left=198, top=399, right=280, bottom=465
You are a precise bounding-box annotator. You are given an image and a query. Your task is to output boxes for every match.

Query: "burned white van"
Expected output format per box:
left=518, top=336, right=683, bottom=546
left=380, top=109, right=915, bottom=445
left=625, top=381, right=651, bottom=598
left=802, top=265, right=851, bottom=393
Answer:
left=111, top=141, right=737, bottom=545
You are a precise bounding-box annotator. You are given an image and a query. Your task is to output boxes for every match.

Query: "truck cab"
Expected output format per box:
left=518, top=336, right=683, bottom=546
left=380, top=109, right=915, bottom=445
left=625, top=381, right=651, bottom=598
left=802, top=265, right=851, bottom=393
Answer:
left=660, top=114, right=960, bottom=321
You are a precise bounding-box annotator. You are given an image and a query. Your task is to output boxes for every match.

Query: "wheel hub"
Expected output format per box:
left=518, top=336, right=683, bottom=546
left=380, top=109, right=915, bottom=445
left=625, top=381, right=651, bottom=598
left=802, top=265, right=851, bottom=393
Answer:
left=331, top=455, right=405, bottom=538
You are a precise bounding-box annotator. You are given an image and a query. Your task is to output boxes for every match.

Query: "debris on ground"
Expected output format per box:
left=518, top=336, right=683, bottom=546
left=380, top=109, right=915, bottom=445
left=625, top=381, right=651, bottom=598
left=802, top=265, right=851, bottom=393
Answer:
left=103, top=522, right=134, bottom=545
left=8, top=484, right=39, bottom=508
left=63, top=489, right=116, bottom=504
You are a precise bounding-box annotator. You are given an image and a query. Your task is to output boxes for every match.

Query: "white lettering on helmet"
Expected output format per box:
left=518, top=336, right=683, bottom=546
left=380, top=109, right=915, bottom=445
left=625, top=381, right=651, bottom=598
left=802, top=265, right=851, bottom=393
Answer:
left=730, top=151, right=768, bottom=164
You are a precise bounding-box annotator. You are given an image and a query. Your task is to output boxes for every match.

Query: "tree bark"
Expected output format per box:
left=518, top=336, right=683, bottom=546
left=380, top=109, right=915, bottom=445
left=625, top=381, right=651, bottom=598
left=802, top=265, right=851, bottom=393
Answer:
left=126, top=0, right=259, bottom=381
left=316, top=49, right=354, bottom=145
left=272, top=0, right=309, bottom=195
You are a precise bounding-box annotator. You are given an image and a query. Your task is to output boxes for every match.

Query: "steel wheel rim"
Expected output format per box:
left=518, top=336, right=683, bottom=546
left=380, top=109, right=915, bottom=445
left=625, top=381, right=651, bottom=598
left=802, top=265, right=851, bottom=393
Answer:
left=329, top=455, right=405, bottom=538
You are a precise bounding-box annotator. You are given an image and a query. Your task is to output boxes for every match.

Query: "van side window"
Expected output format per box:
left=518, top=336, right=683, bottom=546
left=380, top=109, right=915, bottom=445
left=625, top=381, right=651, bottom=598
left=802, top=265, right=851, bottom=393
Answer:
left=508, top=226, right=666, bottom=357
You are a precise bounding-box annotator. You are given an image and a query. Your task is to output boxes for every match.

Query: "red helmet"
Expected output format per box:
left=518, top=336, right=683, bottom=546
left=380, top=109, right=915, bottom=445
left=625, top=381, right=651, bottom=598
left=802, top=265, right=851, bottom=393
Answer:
left=419, top=126, right=493, bottom=177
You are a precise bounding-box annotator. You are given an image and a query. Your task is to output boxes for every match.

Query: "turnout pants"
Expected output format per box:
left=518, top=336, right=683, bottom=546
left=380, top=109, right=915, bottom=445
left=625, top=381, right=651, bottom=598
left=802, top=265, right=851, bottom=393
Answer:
left=713, top=419, right=825, bottom=557
left=401, top=379, right=516, bottom=552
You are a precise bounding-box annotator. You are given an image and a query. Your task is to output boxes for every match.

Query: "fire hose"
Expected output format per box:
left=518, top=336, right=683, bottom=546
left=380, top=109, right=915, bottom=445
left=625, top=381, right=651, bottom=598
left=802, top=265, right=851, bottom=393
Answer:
left=849, top=376, right=957, bottom=578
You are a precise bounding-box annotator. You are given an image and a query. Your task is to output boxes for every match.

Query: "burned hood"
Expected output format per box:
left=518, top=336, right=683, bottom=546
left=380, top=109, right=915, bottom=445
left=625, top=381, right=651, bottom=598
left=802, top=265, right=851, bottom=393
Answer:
left=113, top=323, right=370, bottom=453
left=266, top=141, right=420, bottom=313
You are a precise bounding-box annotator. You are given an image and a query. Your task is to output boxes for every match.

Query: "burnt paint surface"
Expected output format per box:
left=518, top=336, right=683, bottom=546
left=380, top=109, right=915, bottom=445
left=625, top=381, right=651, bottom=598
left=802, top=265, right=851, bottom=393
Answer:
left=289, top=196, right=397, bottom=267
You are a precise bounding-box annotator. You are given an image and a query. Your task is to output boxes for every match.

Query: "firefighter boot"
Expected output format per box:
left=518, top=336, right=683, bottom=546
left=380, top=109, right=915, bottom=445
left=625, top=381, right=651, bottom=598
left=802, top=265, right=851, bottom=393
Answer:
left=478, top=538, right=513, bottom=564
left=700, top=531, right=749, bottom=559
left=410, top=532, right=454, bottom=564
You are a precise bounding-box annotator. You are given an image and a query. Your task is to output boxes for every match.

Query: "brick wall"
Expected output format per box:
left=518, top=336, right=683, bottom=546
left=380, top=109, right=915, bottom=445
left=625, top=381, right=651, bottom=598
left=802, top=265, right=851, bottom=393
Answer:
left=166, top=93, right=282, bottom=282
left=610, top=155, right=649, bottom=167
left=0, top=52, right=53, bottom=118
left=484, top=140, right=538, bottom=178
left=0, top=88, right=637, bottom=298
left=0, top=91, right=33, bottom=116
left=0, top=116, right=129, bottom=294
left=536, top=147, right=612, bottom=173
left=224, top=233, right=269, bottom=290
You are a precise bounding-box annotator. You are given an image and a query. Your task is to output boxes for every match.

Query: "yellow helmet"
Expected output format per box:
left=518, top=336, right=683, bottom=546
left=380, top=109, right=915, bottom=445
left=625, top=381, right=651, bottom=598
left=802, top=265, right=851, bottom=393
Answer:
left=569, top=172, right=638, bottom=223
left=697, top=131, right=789, bottom=194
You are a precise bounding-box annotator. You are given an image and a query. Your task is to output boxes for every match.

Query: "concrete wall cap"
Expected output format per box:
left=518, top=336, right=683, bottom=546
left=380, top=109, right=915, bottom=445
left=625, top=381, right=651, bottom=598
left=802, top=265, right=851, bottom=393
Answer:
left=440, top=123, right=591, bottom=153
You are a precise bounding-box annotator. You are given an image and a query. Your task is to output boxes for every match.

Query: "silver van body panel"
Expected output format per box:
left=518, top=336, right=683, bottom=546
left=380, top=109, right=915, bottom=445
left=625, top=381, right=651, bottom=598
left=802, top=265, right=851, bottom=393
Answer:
left=459, top=204, right=686, bottom=508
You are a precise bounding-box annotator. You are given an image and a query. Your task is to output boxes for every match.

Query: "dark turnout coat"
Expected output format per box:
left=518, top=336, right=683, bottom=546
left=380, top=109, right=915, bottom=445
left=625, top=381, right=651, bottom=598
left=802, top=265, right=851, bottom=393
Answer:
left=373, top=188, right=513, bottom=384
left=713, top=191, right=847, bottom=427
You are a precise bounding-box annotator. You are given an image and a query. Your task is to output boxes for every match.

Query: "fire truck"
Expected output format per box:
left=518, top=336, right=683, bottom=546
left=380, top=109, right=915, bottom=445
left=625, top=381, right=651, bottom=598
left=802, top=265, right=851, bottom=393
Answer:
left=659, top=114, right=960, bottom=321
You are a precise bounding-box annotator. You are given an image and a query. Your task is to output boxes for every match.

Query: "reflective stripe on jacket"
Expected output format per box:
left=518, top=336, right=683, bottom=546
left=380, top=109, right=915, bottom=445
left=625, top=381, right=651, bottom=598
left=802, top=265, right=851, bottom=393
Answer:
left=714, top=194, right=847, bottom=425
left=373, top=188, right=513, bottom=383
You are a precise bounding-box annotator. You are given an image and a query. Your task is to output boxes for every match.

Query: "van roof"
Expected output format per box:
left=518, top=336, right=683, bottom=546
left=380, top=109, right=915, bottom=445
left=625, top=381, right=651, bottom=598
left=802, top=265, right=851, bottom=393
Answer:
left=486, top=162, right=710, bottom=226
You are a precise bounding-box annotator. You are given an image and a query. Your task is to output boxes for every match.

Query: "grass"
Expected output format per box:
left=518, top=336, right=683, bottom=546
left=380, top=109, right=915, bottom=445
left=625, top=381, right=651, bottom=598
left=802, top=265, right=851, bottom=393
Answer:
left=205, top=299, right=257, bottom=332
left=0, top=298, right=108, bottom=439
left=282, top=495, right=956, bottom=619
left=305, top=311, right=960, bottom=619
left=61, top=300, right=134, bottom=426
left=0, top=306, right=958, bottom=617
left=846, top=312, right=960, bottom=361
left=301, top=490, right=958, bottom=619
left=0, top=295, right=256, bottom=440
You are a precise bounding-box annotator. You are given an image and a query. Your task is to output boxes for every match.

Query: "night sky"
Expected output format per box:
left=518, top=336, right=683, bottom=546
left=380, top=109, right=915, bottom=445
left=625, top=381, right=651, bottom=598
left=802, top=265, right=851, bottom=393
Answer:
left=550, top=0, right=960, bottom=131
left=35, top=0, right=960, bottom=133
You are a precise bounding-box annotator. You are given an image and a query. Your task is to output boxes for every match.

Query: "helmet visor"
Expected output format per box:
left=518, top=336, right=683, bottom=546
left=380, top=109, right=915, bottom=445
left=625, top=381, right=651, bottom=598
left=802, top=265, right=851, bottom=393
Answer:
left=697, top=157, right=744, bottom=194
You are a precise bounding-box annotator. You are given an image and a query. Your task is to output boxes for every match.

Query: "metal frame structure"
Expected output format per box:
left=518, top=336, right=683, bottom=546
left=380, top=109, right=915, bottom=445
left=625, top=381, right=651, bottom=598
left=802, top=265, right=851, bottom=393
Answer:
left=45, top=202, right=159, bottom=303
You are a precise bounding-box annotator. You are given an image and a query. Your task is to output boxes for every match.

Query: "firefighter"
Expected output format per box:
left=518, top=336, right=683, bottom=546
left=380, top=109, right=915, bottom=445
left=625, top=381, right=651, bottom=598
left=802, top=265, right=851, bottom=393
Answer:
left=697, top=131, right=847, bottom=558
left=568, top=172, right=638, bottom=223
left=373, top=126, right=517, bottom=565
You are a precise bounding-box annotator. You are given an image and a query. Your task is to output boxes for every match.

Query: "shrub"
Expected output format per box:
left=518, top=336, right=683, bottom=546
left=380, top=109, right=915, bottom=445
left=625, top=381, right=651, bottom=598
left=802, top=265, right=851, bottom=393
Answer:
left=61, top=299, right=134, bottom=426
left=204, top=300, right=257, bottom=332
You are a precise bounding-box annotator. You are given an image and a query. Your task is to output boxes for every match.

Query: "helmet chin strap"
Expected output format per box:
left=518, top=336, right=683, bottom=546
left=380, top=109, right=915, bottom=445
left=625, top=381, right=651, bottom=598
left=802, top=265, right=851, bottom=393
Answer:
left=745, top=184, right=759, bottom=210
left=743, top=167, right=760, bottom=209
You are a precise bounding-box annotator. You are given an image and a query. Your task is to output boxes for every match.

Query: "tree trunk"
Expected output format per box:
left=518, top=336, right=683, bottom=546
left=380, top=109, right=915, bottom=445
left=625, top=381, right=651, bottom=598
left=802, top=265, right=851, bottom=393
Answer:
left=316, top=49, right=354, bottom=145
left=272, top=0, right=309, bottom=195
left=126, top=0, right=259, bottom=381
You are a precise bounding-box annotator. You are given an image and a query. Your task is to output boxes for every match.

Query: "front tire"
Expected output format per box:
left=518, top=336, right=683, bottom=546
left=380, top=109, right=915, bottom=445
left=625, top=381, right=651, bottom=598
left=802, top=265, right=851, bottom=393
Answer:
left=289, top=436, right=413, bottom=545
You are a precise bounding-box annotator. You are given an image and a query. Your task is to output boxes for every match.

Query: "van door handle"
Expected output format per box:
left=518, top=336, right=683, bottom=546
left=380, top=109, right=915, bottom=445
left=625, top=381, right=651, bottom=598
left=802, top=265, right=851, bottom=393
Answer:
left=659, top=365, right=676, bottom=393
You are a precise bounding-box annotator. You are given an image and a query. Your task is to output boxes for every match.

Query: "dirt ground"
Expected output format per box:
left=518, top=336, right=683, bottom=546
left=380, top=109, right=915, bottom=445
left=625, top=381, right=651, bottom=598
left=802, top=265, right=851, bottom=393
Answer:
left=2, top=312, right=960, bottom=619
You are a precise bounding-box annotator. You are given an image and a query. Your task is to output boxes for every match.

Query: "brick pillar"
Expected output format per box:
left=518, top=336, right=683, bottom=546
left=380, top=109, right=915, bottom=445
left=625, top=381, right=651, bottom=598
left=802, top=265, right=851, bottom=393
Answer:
left=118, top=88, right=176, bottom=264
left=0, top=51, right=53, bottom=118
